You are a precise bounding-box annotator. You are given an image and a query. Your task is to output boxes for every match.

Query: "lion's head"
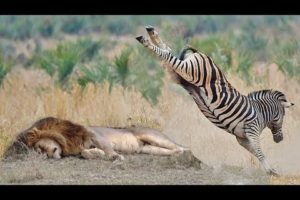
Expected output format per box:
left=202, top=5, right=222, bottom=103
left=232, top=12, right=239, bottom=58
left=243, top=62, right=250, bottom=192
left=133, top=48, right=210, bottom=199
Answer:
left=26, top=127, right=63, bottom=159
left=34, top=138, right=62, bottom=159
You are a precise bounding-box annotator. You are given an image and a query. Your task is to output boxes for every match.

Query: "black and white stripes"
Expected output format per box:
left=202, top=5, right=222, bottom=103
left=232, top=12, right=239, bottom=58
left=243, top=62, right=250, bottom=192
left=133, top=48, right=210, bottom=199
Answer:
left=136, top=27, right=294, bottom=175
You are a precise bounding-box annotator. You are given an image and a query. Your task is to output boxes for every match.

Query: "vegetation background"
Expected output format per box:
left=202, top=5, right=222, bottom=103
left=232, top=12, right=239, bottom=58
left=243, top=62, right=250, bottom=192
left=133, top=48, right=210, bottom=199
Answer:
left=0, top=15, right=299, bottom=184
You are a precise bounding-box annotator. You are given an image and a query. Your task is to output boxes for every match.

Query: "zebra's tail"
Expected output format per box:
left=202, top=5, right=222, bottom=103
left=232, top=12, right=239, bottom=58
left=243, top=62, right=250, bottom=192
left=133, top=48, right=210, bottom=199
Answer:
left=179, top=45, right=198, bottom=60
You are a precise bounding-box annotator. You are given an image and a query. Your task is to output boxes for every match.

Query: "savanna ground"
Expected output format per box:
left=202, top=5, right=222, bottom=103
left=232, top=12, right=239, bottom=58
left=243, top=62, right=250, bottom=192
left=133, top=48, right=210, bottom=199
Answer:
left=0, top=16, right=300, bottom=184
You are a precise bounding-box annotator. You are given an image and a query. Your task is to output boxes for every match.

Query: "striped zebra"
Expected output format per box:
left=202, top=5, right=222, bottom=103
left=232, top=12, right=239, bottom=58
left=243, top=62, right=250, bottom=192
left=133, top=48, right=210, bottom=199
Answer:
left=136, top=26, right=294, bottom=176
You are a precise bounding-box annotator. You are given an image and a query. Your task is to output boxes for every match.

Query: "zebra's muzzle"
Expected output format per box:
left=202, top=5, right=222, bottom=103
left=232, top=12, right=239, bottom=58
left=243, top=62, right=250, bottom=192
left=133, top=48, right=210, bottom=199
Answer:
left=273, top=132, right=283, bottom=143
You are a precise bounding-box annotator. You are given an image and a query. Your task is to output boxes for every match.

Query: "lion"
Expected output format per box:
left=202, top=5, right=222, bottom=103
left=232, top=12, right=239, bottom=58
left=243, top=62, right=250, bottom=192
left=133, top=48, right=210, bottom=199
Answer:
left=33, top=135, right=62, bottom=159
left=5, top=117, right=188, bottom=160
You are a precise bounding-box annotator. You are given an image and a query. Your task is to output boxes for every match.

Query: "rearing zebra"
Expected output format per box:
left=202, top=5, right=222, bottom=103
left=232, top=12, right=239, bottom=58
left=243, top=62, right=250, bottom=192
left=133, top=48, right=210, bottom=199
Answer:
left=136, top=26, right=294, bottom=176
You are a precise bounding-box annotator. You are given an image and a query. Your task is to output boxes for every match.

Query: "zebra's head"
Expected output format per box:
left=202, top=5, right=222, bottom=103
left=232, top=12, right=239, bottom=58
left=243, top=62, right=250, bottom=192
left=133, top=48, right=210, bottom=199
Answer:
left=267, top=90, right=294, bottom=143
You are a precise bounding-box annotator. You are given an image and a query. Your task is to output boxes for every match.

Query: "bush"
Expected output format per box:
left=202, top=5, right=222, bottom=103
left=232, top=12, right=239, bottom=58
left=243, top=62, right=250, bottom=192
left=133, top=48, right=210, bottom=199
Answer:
left=272, top=40, right=300, bottom=80
left=190, top=35, right=227, bottom=56
left=78, top=46, right=165, bottom=105
left=38, top=19, right=55, bottom=37
left=77, top=48, right=132, bottom=89
left=37, top=43, right=82, bottom=88
left=236, top=52, right=254, bottom=85
left=106, top=17, right=134, bottom=35
left=211, top=44, right=231, bottom=72
left=36, top=39, right=103, bottom=88
left=76, top=39, right=102, bottom=62
left=128, top=47, right=165, bottom=104
left=61, top=17, right=85, bottom=34
left=114, top=48, right=131, bottom=86
left=77, top=61, right=115, bottom=89
left=0, top=62, right=11, bottom=87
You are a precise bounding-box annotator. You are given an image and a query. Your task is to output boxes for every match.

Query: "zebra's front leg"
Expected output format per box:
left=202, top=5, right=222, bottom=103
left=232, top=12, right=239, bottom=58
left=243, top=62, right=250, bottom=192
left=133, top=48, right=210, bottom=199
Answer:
left=236, top=136, right=279, bottom=176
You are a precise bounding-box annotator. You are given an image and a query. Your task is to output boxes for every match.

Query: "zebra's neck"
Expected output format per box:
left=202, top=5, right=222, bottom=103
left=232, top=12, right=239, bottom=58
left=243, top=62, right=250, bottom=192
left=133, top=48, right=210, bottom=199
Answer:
left=248, top=91, right=280, bottom=127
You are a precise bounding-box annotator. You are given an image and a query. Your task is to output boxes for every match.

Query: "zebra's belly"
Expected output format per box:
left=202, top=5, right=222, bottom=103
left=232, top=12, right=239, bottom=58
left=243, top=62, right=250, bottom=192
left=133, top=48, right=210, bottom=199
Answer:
left=191, top=90, right=246, bottom=137
left=199, top=107, right=246, bottom=137
left=214, top=119, right=246, bottom=138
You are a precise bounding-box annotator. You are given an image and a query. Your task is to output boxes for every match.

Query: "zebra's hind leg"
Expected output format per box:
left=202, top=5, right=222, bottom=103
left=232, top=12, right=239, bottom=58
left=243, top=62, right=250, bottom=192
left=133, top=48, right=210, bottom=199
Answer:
left=145, top=25, right=172, bottom=51
left=236, top=136, right=279, bottom=176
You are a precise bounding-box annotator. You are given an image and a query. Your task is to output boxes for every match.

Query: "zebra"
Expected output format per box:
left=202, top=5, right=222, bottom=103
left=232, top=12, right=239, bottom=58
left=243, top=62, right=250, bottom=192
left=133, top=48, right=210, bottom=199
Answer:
left=135, top=26, right=294, bottom=176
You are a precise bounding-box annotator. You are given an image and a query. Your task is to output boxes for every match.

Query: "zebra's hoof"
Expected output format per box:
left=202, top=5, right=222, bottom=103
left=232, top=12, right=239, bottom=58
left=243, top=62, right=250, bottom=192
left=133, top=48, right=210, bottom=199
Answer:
left=267, top=169, right=280, bottom=177
left=145, top=25, right=154, bottom=32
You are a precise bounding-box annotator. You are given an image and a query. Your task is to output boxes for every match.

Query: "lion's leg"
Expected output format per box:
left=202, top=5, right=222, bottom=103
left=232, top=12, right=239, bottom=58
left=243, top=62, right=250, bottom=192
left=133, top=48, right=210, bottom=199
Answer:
left=91, top=135, right=124, bottom=161
left=140, top=145, right=181, bottom=155
left=81, top=148, right=105, bottom=159
left=138, top=133, right=185, bottom=154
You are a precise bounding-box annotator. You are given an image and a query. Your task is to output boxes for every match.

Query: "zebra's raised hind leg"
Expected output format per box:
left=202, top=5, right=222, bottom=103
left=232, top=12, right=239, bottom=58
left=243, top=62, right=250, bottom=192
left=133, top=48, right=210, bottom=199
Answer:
left=236, top=136, right=279, bottom=176
left=145, top=25, right=172, bottom=51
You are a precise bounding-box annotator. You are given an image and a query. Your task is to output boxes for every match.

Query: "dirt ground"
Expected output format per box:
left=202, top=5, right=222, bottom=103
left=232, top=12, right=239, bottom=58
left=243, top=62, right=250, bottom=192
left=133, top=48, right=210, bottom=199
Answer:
left=0, top=151, right=270, bottom=185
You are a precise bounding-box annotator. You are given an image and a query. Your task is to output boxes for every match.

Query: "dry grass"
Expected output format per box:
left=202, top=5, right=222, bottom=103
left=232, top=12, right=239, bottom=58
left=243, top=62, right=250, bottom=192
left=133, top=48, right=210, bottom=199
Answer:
left=0, top=63, right=300, bottom=184
left=0, top=68, right=164, bottom=157
left=270, top=176, right=300, bottom=185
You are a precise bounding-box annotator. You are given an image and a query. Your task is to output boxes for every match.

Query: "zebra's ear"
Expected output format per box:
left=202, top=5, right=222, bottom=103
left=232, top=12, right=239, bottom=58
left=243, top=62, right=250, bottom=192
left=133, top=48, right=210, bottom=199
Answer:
left=281, top=101, right=294, bottom=108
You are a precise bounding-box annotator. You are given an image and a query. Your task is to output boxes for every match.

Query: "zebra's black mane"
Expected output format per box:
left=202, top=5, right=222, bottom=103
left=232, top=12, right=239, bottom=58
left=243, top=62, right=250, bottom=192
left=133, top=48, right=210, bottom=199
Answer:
left=247, top=89, right=286, bottom=102
left=173, top=47, right=201, bottom=96
left=179, top=46, right=198, bottom=60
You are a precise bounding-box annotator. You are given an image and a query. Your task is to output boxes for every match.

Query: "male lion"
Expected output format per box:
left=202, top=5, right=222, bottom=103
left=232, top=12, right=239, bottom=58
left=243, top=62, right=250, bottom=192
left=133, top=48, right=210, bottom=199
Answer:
left=6, top=117, right=188, bottom=160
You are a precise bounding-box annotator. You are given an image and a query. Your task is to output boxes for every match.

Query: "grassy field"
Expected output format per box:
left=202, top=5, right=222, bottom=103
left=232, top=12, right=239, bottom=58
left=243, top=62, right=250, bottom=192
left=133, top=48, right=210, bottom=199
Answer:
left=0, top=16, right=300, bottom=184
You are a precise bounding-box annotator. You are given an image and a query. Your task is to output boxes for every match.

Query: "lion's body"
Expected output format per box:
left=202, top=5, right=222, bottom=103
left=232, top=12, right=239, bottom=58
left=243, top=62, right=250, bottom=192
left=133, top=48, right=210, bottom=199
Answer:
left=6, top=117, right=187, bottom=160
left=88, top=126, right=182, bottom=154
